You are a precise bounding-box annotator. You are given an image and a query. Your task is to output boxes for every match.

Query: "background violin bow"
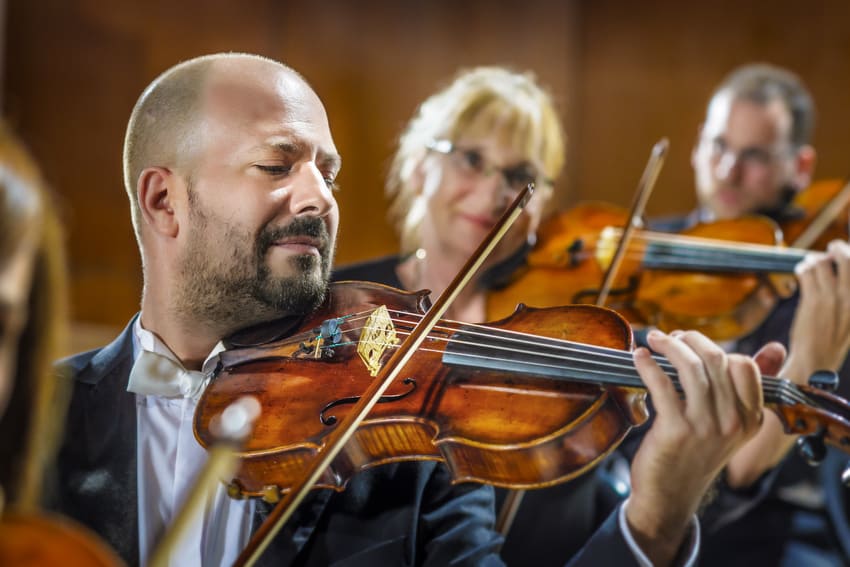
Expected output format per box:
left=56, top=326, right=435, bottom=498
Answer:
left=495, top=138, right=668, bottom=539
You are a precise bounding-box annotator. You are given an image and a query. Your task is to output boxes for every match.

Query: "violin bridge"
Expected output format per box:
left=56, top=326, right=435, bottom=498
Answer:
left=357, top=305, right=399, bottom=376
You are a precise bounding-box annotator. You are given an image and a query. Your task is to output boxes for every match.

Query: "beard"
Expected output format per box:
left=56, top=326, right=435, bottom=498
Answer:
left=174, top=195, right=335, bottom=334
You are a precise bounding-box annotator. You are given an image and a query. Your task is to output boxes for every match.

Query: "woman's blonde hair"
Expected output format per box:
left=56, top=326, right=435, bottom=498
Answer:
left=0, top=122, right=69, bottom=512
left=386, top=66, right=566, bottom=254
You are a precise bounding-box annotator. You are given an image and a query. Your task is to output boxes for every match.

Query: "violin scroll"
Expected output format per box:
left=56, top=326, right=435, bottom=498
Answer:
left=770, top=371, right=850, bottom=471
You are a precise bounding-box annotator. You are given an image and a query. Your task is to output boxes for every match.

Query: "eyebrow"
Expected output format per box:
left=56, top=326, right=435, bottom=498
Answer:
left=272, top=141, right=303, bottom=155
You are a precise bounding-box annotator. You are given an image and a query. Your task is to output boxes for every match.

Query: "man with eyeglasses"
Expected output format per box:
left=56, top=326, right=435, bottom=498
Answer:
left=689, top=63, right=816, bottom=224
left=654, top=63, right=850, bottom=567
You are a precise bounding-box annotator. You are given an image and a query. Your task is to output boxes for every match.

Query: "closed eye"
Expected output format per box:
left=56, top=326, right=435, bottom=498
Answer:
left=255, top=165, right=292, bottom=175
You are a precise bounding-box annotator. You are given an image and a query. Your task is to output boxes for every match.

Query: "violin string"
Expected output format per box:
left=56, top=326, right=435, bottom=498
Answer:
left=598, top=243, right=805, bottom=272
left=562, top=248, right=803, bottom=273
left=332, top=309, right=809, bottom=406
left=639, top=250, right=801, bottom=273
left=542, top=230, right=810, bottom=273
left=331, top=325, right=806, bottom=406
left=599, top=228, right=811, bottom=256
left=323, top=309, right=804, bottom=404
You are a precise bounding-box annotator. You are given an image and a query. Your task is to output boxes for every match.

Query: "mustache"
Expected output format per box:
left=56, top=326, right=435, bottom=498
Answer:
left=257, top=216, right=330, bottom=253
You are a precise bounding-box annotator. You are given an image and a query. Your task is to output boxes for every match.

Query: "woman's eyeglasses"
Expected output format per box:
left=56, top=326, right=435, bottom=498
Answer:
left=427, top=139, right=552, bottom=194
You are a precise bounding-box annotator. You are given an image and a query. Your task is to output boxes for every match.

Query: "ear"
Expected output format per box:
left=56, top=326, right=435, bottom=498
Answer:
left=793, top=144, right=817, bottom=189
left=138, top=166, right=180, bottom=238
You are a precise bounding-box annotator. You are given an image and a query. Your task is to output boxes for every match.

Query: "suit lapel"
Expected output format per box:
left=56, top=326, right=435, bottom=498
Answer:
left=58, top=318, right=140, bottom=564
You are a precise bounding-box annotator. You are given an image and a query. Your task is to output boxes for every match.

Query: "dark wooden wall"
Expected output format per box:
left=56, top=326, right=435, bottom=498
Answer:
left=4, top=0, right=850, bottom=349
left=576, top=0, right=850, bottom=216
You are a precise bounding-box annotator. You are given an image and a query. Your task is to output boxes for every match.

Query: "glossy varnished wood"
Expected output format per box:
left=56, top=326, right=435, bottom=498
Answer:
left=195, top=282, right=645, bottom=497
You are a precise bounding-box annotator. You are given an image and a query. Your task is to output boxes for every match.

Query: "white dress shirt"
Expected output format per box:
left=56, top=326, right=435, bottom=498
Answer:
left=129, top=317, right=256, bottom=567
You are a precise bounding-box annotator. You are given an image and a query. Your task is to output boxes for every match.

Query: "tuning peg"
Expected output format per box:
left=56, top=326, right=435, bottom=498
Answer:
left=797, top=431, right=827, bottom=466
left=808, top=370, right=840, bottom=392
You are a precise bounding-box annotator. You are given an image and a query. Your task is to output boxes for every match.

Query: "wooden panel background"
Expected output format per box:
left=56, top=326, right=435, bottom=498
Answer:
left=4, top=0, right=849, bottom=350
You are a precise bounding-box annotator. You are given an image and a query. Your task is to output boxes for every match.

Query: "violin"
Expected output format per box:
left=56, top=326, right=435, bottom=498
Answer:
left=486, top=201, right=807, bottom=341
left=781, top=177, right=850, bottom=250
left=487, top=176, right=850, bottom=340
left=0, top=510, right=125, bottom=566
left=195, top=281, right=850, bottom=497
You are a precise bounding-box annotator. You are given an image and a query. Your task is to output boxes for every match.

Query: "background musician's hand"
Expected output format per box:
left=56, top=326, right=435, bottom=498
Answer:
left=625, top=330, right=764, bottom=566
left=784, top=239, right=850, bottom=384
left=725, top=239, right=850, bottom=489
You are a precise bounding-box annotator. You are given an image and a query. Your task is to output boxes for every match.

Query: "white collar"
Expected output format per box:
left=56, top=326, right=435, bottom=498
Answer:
left=127, top=316, right=226, bottom=399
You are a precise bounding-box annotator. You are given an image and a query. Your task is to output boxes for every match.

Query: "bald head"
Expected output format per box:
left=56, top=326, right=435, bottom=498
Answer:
left=122, top=53, right=310, bottom=246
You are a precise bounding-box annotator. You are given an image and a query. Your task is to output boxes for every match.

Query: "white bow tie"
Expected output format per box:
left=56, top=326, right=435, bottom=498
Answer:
left=128, top=349, right=209, bottom=399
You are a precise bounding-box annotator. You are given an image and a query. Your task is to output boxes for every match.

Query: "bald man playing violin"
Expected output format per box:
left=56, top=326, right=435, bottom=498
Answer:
left=51, top=52, right=773, bottom=567
left=654, top=63, right=850, bottom=566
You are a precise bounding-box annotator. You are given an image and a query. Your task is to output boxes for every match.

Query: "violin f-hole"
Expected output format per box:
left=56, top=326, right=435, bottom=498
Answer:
left=566, top=238, right=583, bottom=268
left=571, top=274, right=640, bottom=304
left=319, top=378, right=418, bottom=426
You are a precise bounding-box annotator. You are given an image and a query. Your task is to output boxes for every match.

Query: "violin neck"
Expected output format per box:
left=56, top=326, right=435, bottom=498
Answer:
left=640, top=237, right=806, bottom=274
left=442, top=325, right=792, bottom=404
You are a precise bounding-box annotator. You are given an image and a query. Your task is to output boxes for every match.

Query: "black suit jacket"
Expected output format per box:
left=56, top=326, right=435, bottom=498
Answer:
left=51, top=313, right=642, bottom=566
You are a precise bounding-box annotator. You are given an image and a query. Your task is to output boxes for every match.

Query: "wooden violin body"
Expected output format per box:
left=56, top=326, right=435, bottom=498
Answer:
left=782, top=178, right=850, bottom=249
left=487, top=202, right=798, bottom=341
left=195, top=281, right=646, bottom=499
left=0, top=511, right=125, bottom=567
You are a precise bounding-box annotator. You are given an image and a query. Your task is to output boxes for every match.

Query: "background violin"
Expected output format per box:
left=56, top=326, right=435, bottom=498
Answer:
left=486, top=201, right=806, bottom=341
left=781, top=177, right=850, bottom=250
left=0, top=509, right=125, bottom=566
left=195, top=281, right=850, bottom=499
left=487, top=178, right=850, bottom=341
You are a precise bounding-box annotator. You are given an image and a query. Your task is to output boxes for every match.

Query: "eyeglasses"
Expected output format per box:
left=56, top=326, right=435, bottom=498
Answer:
left=427, top=139, right=552, bottom=194
left=704, top=138, right=793, bottom=169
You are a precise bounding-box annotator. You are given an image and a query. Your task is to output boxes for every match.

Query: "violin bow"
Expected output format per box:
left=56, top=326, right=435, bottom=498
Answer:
left=595, top=138, right=668, bottom=306
left=791, top=177, right=850, bottom=249
left=496, top=138, right=669, bottom=539
left=232, top=184, right=536, bottom=567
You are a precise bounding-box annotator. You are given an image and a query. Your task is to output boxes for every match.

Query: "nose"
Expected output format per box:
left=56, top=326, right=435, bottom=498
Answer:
left=478, top=171, right=513, bottom=213
left=288, top=162, right=336, bottom=217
